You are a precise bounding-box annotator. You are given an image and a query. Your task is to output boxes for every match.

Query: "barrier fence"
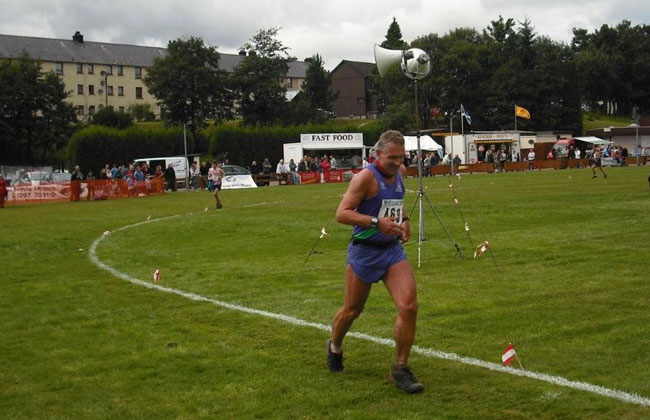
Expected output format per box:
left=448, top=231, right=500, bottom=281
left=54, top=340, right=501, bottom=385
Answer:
left=5, top=177, right=164, bottom=206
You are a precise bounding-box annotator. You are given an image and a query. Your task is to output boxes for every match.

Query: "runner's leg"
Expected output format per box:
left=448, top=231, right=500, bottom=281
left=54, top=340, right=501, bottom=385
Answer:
left=383, top=260, right=418, bottom=364
left=331, top=265, right=372, bottom=350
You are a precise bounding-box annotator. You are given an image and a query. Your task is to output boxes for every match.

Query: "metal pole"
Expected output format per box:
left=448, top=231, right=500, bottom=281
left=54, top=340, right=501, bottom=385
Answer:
left=461, top=106, right=465, bottom=164
left=183, top=123, right=189, bottom=190
left=414, top=78, right=425, bottom=268
left=450, top=115, right=455, bottom=176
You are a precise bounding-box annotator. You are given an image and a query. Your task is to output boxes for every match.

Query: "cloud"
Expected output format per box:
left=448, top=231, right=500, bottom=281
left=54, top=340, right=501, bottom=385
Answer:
left=1, top=0, right=648, bottom=69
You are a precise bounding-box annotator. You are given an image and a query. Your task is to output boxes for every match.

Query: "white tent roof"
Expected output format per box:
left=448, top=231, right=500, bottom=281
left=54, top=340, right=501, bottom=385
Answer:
left=404, top=135, right=443, bottom=153
left=575, top=136, right=612, bottom=145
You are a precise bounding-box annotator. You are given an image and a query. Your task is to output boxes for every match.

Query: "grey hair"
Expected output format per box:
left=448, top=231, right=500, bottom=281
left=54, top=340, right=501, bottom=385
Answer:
left=375, top=130, right=405, bottom=151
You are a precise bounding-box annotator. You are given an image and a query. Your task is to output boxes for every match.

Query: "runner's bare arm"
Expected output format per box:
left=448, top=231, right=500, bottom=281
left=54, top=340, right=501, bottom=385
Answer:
left=336, top=170, right=373, bottom=227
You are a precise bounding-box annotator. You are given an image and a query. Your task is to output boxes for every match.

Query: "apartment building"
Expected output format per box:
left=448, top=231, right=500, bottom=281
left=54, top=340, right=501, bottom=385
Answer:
left=0, top=32, right=307, bottom=119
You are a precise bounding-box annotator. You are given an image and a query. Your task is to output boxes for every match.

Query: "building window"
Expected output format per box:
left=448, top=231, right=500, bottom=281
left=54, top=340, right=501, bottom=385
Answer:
left=89, top=85, right=95, bottom=95
left=285, top=77, right=292, bottom=86
left=77, top=105, right=84, bottom=115
left=77, top=84, right=84, bottom=94
left=107, top=86, right=113, bottom=96
left=88, top=64, right=94, bottom=74
left=106, top=65, right=112, bottom=75
left=55, top=62, right=63, bottom=75
left=117, top=65, right=123, bottom=76
left=107, top=105, right=114, bottom=111
left=89, top=105, right=96, bottom=115
left=119, top=106, right=125, bottom=113
left=135, top=87, right=143, bottom=99
left=135, top=67, right=142, bottom=79
left=118, top=86, right=124, bottom=96
left=76, top=63, right=83, bottom=74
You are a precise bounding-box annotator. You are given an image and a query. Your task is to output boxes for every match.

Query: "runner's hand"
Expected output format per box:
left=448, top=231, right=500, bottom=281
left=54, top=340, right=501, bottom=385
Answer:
left=378, top=217, right=403, bottom=237
left=401, top=219, right=410, bottom=243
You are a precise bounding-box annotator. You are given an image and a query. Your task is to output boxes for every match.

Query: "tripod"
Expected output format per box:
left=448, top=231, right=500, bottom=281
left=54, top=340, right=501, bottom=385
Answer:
left=408, top=77, right=463, bottom=267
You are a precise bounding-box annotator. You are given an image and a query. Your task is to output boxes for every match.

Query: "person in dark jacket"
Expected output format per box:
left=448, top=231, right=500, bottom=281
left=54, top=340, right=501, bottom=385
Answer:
left=164, top=163, right=177, bottom=192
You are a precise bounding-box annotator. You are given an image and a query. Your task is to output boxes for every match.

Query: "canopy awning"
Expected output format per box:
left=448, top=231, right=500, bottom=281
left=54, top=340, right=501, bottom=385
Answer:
left=555, top=139, right=574, bottom=145
left=404, top=135, right=443, bottom=154
left=575, top=136, right=611, bottom=145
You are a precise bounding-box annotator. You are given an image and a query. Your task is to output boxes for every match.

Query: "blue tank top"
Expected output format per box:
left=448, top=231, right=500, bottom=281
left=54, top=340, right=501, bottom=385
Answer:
left=352, top=163, right=405, bottom=242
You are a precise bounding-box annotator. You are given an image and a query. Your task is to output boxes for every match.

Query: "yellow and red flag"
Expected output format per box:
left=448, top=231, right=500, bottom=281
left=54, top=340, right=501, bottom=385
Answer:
left=515, top=105, right=530, bottom=119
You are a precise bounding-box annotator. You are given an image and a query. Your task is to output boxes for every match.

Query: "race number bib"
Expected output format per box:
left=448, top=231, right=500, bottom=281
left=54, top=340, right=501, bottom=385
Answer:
left=379, top=199, right=404, bottom=223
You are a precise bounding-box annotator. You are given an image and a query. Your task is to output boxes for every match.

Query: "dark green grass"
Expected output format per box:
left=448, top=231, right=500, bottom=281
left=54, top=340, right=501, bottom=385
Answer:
left=1, top=166, right=650, bottom=419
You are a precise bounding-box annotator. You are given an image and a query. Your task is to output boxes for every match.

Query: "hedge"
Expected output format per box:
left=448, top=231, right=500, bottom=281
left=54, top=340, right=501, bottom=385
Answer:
left=207, top=121, right=385, bottom=167
left=68, top=125, right=194, bottom=174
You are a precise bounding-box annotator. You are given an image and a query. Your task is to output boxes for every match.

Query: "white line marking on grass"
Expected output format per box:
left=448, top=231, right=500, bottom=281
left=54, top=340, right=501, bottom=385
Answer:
left=88, top=215, right=650, bottom=408
left=242, top=200, right=284, bottom=208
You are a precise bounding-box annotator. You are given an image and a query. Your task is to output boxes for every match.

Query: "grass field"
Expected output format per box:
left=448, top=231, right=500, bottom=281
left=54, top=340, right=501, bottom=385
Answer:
left=2, top=166, right=650, bottom=419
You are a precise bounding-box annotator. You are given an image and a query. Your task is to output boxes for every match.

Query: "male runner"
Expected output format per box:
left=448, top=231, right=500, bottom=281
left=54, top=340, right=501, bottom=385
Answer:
left=590, top=147, right=608, bottom=179
left=209, top=162, right=225, bottom=209
left=327, top=130, right=423, bottom=394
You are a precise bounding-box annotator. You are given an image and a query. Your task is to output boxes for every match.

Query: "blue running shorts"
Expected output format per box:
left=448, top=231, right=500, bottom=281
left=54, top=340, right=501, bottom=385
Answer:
left=347, top=241, right=408, bottom=284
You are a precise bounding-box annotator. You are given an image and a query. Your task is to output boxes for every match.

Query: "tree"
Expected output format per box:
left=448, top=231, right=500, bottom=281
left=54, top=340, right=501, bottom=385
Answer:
left=144, top=36, right=232, bottom=138
left=233, top=27, right=294, bottom=125
left=0, top=53, right=76, bottom=164
left=381, top=18, right=408, bottom=50
left=92, top=107, right=133, bottom=129
left=288, top=53, right=338, bottom=124
left=127, top=103, right=155, bottom=122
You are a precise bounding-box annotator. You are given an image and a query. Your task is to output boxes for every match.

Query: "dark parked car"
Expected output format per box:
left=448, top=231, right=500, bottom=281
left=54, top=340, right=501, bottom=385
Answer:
left=221, top=165, right=251, bottom=176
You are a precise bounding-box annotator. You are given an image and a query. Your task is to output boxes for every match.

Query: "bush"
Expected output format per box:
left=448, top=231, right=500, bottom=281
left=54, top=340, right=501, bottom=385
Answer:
left=206, top=121, right=384, bottom=166
left=68, top=125, right=194, bottom=174
left=92, top=108, right=133, bottom=129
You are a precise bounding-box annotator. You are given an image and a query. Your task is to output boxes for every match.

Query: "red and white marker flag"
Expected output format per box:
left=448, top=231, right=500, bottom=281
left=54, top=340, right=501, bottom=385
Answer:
left=474, top=241, right=489, bottom=258
left=502, top=343, right=516, bottom=366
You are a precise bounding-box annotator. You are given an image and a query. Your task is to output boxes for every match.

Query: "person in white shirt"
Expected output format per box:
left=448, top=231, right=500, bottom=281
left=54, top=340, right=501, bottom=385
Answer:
left=190, top=163, right=200, bottom=190
left=527, top=150, right=536, bottom=171
left=330, top=156, right=337, bottom=170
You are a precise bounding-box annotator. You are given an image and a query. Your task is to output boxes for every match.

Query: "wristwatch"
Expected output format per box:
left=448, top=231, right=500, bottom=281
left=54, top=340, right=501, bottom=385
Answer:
left=370, top=217, right=379, bottom=228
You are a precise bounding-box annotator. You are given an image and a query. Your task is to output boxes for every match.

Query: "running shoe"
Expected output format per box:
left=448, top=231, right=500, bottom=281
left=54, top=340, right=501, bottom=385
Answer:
left=388, top=362, right=424, bottom=394
left=326, top=339, right=344, bottom=372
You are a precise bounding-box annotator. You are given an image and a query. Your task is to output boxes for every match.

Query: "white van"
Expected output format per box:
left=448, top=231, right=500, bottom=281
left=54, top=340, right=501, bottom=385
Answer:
left=133, top=156, right=192, bottom=185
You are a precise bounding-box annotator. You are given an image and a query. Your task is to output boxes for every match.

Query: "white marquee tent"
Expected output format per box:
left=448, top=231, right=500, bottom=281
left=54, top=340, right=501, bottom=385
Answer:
left=403, top=135, right=444, bottom=154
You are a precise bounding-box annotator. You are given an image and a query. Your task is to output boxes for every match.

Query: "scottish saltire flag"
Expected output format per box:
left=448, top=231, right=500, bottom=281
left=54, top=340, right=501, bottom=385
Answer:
left=460, top=104, right=472, bottom=125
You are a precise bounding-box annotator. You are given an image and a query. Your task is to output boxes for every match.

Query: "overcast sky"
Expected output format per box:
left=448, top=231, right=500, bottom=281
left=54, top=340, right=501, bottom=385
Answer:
left=1, top=0, right=648, bottom=69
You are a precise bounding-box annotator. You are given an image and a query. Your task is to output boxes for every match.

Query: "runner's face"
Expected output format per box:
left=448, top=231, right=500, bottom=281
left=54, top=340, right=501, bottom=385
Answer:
left=376, top=141, right=405, bottom=176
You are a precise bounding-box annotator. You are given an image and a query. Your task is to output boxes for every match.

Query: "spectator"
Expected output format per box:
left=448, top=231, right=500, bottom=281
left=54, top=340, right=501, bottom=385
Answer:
left=423, top=153, right=432, bottom=177
left=200, top=161, right=209, bottom=190
left=110, top=164, right=118, bottom=179
left=262, top=158, right=272, bottom=174
left=362, top=157, right=369, bottom=168
left=309, top=157, right=320, bottom=172
left=70, top=165, right=83, bottom=201
left=250, top=160, right=259, bottom=175
left=190, top=162, right=200, bottom=190
left=453, top=155, right=462, bottom=172
left=0, top=173, right=7, bottom=208
left=120, top=165, right=127, bottom=179
left=527, top=149, right=536, bottom=171
left=164, top=163, right=177, bottom=192
left=289, top=159, right=300, bottom=184
left=297, top=158, right=307, bottom=172
left=498, top=150, right=507, bottom=173
left=330, top=155, right=337, bottom=170
left=154, top=165, right=163, bottom=178
left=86, top=170, right=96, bottom=201
left=320, top=156, right=331, bottom=172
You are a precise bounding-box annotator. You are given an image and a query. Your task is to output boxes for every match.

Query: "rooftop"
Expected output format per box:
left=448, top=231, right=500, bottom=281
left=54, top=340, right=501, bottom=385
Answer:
left=0, top=33, right=307, bottom=78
